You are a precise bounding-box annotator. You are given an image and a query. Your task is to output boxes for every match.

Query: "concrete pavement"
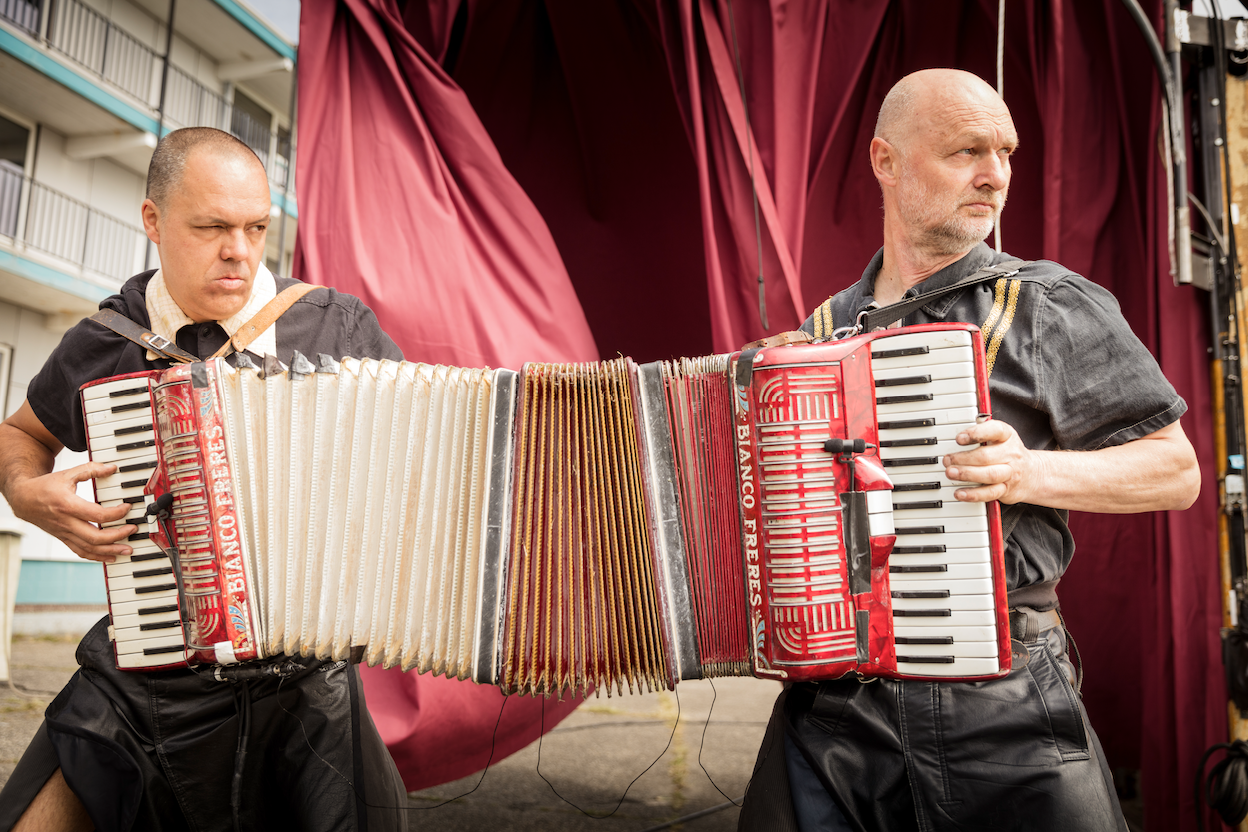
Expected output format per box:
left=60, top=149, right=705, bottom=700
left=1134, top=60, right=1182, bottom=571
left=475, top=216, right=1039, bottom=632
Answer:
left=0, top=633, right=779, bottom=830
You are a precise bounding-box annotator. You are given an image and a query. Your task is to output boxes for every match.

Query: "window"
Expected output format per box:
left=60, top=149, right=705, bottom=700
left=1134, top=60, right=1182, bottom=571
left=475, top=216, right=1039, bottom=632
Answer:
left=0, top=115, right=30, bottom=239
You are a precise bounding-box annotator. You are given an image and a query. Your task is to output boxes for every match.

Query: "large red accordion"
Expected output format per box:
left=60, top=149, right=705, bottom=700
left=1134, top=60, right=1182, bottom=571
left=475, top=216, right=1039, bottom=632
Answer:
left=82, top=323, right=1009, bottom=694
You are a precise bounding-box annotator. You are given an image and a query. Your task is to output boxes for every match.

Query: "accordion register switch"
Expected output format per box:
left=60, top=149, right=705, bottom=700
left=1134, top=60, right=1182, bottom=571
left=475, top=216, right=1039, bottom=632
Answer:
left=81, top=322, right=1009, bottom=696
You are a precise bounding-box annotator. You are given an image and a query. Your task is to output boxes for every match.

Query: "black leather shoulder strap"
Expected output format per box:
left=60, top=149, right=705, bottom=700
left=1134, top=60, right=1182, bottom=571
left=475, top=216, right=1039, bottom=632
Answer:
left=88, top=309, right=199, bottom=364
left=858, top=259, right=1027, bottom=332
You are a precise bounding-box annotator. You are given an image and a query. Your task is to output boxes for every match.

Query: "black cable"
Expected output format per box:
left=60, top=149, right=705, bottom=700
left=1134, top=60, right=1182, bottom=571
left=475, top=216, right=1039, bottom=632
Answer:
left=230, top=679, right=251, bottom=832
left=696, top=677, right=743, bottom=806
left=1196, top=739, right=1248, bottom=830
left=534, top=686, right=682, bottom=819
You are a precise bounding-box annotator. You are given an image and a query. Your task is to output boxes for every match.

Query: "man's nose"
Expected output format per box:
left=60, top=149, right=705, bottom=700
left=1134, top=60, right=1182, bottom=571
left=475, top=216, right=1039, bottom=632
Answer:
left=974, top=154, right=1011, bottom=191
left=220, top=228, right=249, bottom=260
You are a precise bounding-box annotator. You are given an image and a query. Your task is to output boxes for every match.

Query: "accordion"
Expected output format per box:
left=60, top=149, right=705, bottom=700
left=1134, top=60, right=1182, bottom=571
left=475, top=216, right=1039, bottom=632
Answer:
left=83, top=323, right=1009, bottom=694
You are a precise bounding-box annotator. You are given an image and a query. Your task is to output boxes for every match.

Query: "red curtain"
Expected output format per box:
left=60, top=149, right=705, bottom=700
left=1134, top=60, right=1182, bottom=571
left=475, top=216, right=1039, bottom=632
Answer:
left=295, top=0, right=1222, bottom=826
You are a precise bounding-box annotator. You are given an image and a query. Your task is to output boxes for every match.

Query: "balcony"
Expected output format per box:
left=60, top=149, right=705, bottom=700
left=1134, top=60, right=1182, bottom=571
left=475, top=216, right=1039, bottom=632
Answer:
left=0, top=160, right=147, bottom=292
left=0, top=0, right=293, bottom=192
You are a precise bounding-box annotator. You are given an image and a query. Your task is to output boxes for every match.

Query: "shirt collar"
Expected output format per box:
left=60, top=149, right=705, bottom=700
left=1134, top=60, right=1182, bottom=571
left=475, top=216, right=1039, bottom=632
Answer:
left=855, top=242, right=999, bottom=324
left=144, top=264, right=278, bottom=360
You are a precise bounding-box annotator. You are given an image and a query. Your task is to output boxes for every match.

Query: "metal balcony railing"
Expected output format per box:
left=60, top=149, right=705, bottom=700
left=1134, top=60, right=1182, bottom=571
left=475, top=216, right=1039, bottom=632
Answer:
left=0, top=161, right=147, bottom=288
left=0, top=0, right=38, bottom=34
left=1, top=0, right=294, bottom=192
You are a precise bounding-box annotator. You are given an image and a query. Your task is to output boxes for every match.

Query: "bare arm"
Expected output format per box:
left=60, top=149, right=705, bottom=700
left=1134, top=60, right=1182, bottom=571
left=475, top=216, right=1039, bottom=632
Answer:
left=0, top=400, right=135, bottom=562
left=944, top=418, right=1200, bottom=513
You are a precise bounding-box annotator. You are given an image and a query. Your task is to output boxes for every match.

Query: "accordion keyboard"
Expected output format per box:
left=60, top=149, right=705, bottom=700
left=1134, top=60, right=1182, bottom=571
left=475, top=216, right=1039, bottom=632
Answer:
left=870, top=329, right=1000, bottom=678
left=84, top=377, right=188, bottom=669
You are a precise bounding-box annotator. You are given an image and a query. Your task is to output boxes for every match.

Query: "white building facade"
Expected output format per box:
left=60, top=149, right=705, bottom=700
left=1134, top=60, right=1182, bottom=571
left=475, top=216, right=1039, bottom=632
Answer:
left=0, top=0, right=298, bottom=634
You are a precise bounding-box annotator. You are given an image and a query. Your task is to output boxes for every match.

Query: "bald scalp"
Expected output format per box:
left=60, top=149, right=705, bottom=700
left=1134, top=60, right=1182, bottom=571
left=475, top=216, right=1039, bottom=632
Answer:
left=146, top=127, right=265, bottom=211
left=875, top=69, right=1005, bottom=155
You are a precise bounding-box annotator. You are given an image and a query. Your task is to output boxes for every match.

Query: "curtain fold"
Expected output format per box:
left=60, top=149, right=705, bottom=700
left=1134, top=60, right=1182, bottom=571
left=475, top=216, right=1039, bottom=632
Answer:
left=295, top=0, right=1221, bottom=825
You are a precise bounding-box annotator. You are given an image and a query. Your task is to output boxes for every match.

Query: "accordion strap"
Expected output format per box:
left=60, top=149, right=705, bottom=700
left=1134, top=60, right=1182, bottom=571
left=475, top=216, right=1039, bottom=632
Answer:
left=856, top=260, right=1028, bottom=333
left=88, top=308, right=199, bottom=364
left=210, top=283, right=321, bottom=359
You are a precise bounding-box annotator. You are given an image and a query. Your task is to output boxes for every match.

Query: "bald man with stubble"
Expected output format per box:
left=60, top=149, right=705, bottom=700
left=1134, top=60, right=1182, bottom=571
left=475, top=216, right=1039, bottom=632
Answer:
left=739, top=69, right=1199, bottom=832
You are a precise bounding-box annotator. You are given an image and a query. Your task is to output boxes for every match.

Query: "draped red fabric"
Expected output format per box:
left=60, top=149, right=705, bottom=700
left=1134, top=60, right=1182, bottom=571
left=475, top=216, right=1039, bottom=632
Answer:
left=296, top=0, right=1222, bottom=825
left=293, top=0, right=594, bottom=791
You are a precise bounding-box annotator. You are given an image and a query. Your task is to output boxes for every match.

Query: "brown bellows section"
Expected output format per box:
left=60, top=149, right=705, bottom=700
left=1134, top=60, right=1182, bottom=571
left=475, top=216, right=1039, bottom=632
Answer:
left=501, top=359, right=671, bottom=698
left=663, top=357, right=751, bottom=677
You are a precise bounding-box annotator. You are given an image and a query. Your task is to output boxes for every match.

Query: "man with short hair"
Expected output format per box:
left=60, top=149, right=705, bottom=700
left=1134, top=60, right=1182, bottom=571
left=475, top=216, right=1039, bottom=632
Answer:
left=740, top=69, right=1200, bottom=831
left=0, top=127, right=407, bottom=831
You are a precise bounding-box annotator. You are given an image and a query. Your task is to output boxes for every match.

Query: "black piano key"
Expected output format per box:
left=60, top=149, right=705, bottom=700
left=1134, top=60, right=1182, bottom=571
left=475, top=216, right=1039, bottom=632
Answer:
left=895, top=500, right=943, bottom=510
left=108, top=386, right=149, bottom=398
left=891, top=565, right=948, bottom=573
left=139, top=620, right=183, bottom=632
left=135, top=583, right=178, bottom=595
left=892, top=590, right=951, bottom=599
left=118, top=460, right=158, bottom=473
left=117, top=439, right=156, bottom=452
left=894, top=609, right=952, bottom=617
left=111, top=401, right=151, bottom=414
left=872, top=346, right=930, bottom=360
left=879, top=437, right=937, bottom=448
left=122, top=495, right=146, bottom=505
left=895, top=526, right=945, bottom=535
left=142, top=644, right=186, bottom=655
left=896, top=655, right=955, bottom=664
left=893, top=482, right=941, bottom=492
left=884, top=457, right=939, bottom=467
left=122, top=479, right=151, bottom=489
left=878, top=418, right=936, bottom=431
left=895, top=636, right=955, bottom=645
left=892, top=545, right=948, bottom=554
left=875, top=375, right=932, bottom=388
left=133, top=566, right=174, bottom=579
left=131, top=552, right=167, bottom=563
left=114, top=423, right=154, bottom=437
left=138, top=604, right=180, bottom=615
left=127, top=532, right=150, bottom=542
left=876, top=394, right=934, bottom=406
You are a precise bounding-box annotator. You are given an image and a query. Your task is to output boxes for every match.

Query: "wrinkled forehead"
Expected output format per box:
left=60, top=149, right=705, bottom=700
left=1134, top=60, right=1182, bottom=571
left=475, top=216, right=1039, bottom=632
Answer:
left=911, top=95, right=1018, bottom=153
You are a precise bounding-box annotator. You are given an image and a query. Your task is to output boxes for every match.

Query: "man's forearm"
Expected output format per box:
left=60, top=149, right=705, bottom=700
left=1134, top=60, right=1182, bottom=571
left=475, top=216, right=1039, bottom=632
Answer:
left=0, top=422, right=56, bottom=506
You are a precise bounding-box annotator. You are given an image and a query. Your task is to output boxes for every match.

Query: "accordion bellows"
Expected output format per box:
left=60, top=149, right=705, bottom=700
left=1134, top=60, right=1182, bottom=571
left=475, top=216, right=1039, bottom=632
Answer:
left=86, top=324, right=1010, bottom=697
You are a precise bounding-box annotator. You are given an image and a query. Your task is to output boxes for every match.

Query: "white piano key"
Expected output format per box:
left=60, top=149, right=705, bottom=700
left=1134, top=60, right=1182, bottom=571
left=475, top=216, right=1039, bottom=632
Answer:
left=871, top=343, right=975, bottom=372
left=892, top=608, right=996, bottom=627
left=110, top=596, right=181, bottom=619
left=876, top=376, right=976, bottom=399
left=891, top=592, right=994, bottom=612
left=880, top=437, right=974, bottom=461
left=887, top=470, right=977, bottom=489
left=105, top=552, right=171, bottom=577
left=86, top=411, right=153, bottom=437
left=91, top=442, right=159, bottom=466
left=889, top=562, right=992, bottom=581
left=893, top=514, right=987, bottom=535
left=876, top=406, right=980, bottom=429
left=891, top=500, right=987, bottom=520
left=105, top=582, right=179, bottom=606
left=111, top=608, right=183, bottom=631
left=94, top=483, right=149, bottom=505
left=896, top=656, right=999, bottom=677
left=877, top=423, right=971, bottom=446
left=870, top=329, right=973, bottom=354
left=87, top=424, right=155, bottom=452
left=890, top=576, right=995, bottom=596
left=865, top=490, right=893, bottom=514
left=894, top=624, right=1000, bottom=642
left=888, top=547, right=994, bottom=565
left=889, top=530, right=990, bottom=550
left=82, top=376, right=153, bottom=400
left=113, top=630, right=187, bottom=658
left=107, top=568, right=177, bottom=592
left=93, top=464, right=159, bottom=492
left=873, top=360, right=974, bottom=383
left=893, top=640, right=999, bottom=658
left=875, top=391, right=978, bottom=418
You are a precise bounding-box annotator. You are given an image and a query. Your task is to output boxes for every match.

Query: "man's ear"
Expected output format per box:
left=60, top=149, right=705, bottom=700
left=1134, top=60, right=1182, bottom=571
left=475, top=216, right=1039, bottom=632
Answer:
left=870, top=137, right=900, bottom=187
left=140, top=198, right=161, bottom=246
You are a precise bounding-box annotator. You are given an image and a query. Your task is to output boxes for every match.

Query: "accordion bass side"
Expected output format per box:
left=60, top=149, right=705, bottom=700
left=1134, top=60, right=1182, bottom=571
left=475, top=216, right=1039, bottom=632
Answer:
left=82, top=322, right=1010, bottom=692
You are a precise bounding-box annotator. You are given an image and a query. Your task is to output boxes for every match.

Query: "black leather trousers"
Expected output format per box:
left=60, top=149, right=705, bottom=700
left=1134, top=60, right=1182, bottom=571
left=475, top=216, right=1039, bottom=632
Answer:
left=775, top=625, right=1128, bottom=831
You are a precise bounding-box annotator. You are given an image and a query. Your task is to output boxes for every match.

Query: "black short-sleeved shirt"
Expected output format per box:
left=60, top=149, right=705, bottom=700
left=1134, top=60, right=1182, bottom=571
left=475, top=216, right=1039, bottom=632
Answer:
left=29, top=270, right=404, bottom=452
left=802, top=243, right=1186, bottom=607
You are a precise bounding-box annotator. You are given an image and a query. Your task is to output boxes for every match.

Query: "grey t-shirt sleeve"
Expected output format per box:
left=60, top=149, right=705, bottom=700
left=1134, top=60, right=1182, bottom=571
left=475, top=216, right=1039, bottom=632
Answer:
left=1029, top=275, right=1186, bottom=450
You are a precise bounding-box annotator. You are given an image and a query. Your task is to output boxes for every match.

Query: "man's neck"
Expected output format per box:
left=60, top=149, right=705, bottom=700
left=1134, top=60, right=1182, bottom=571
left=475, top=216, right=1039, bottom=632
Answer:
left=874, top=230, right=975, bottom=306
